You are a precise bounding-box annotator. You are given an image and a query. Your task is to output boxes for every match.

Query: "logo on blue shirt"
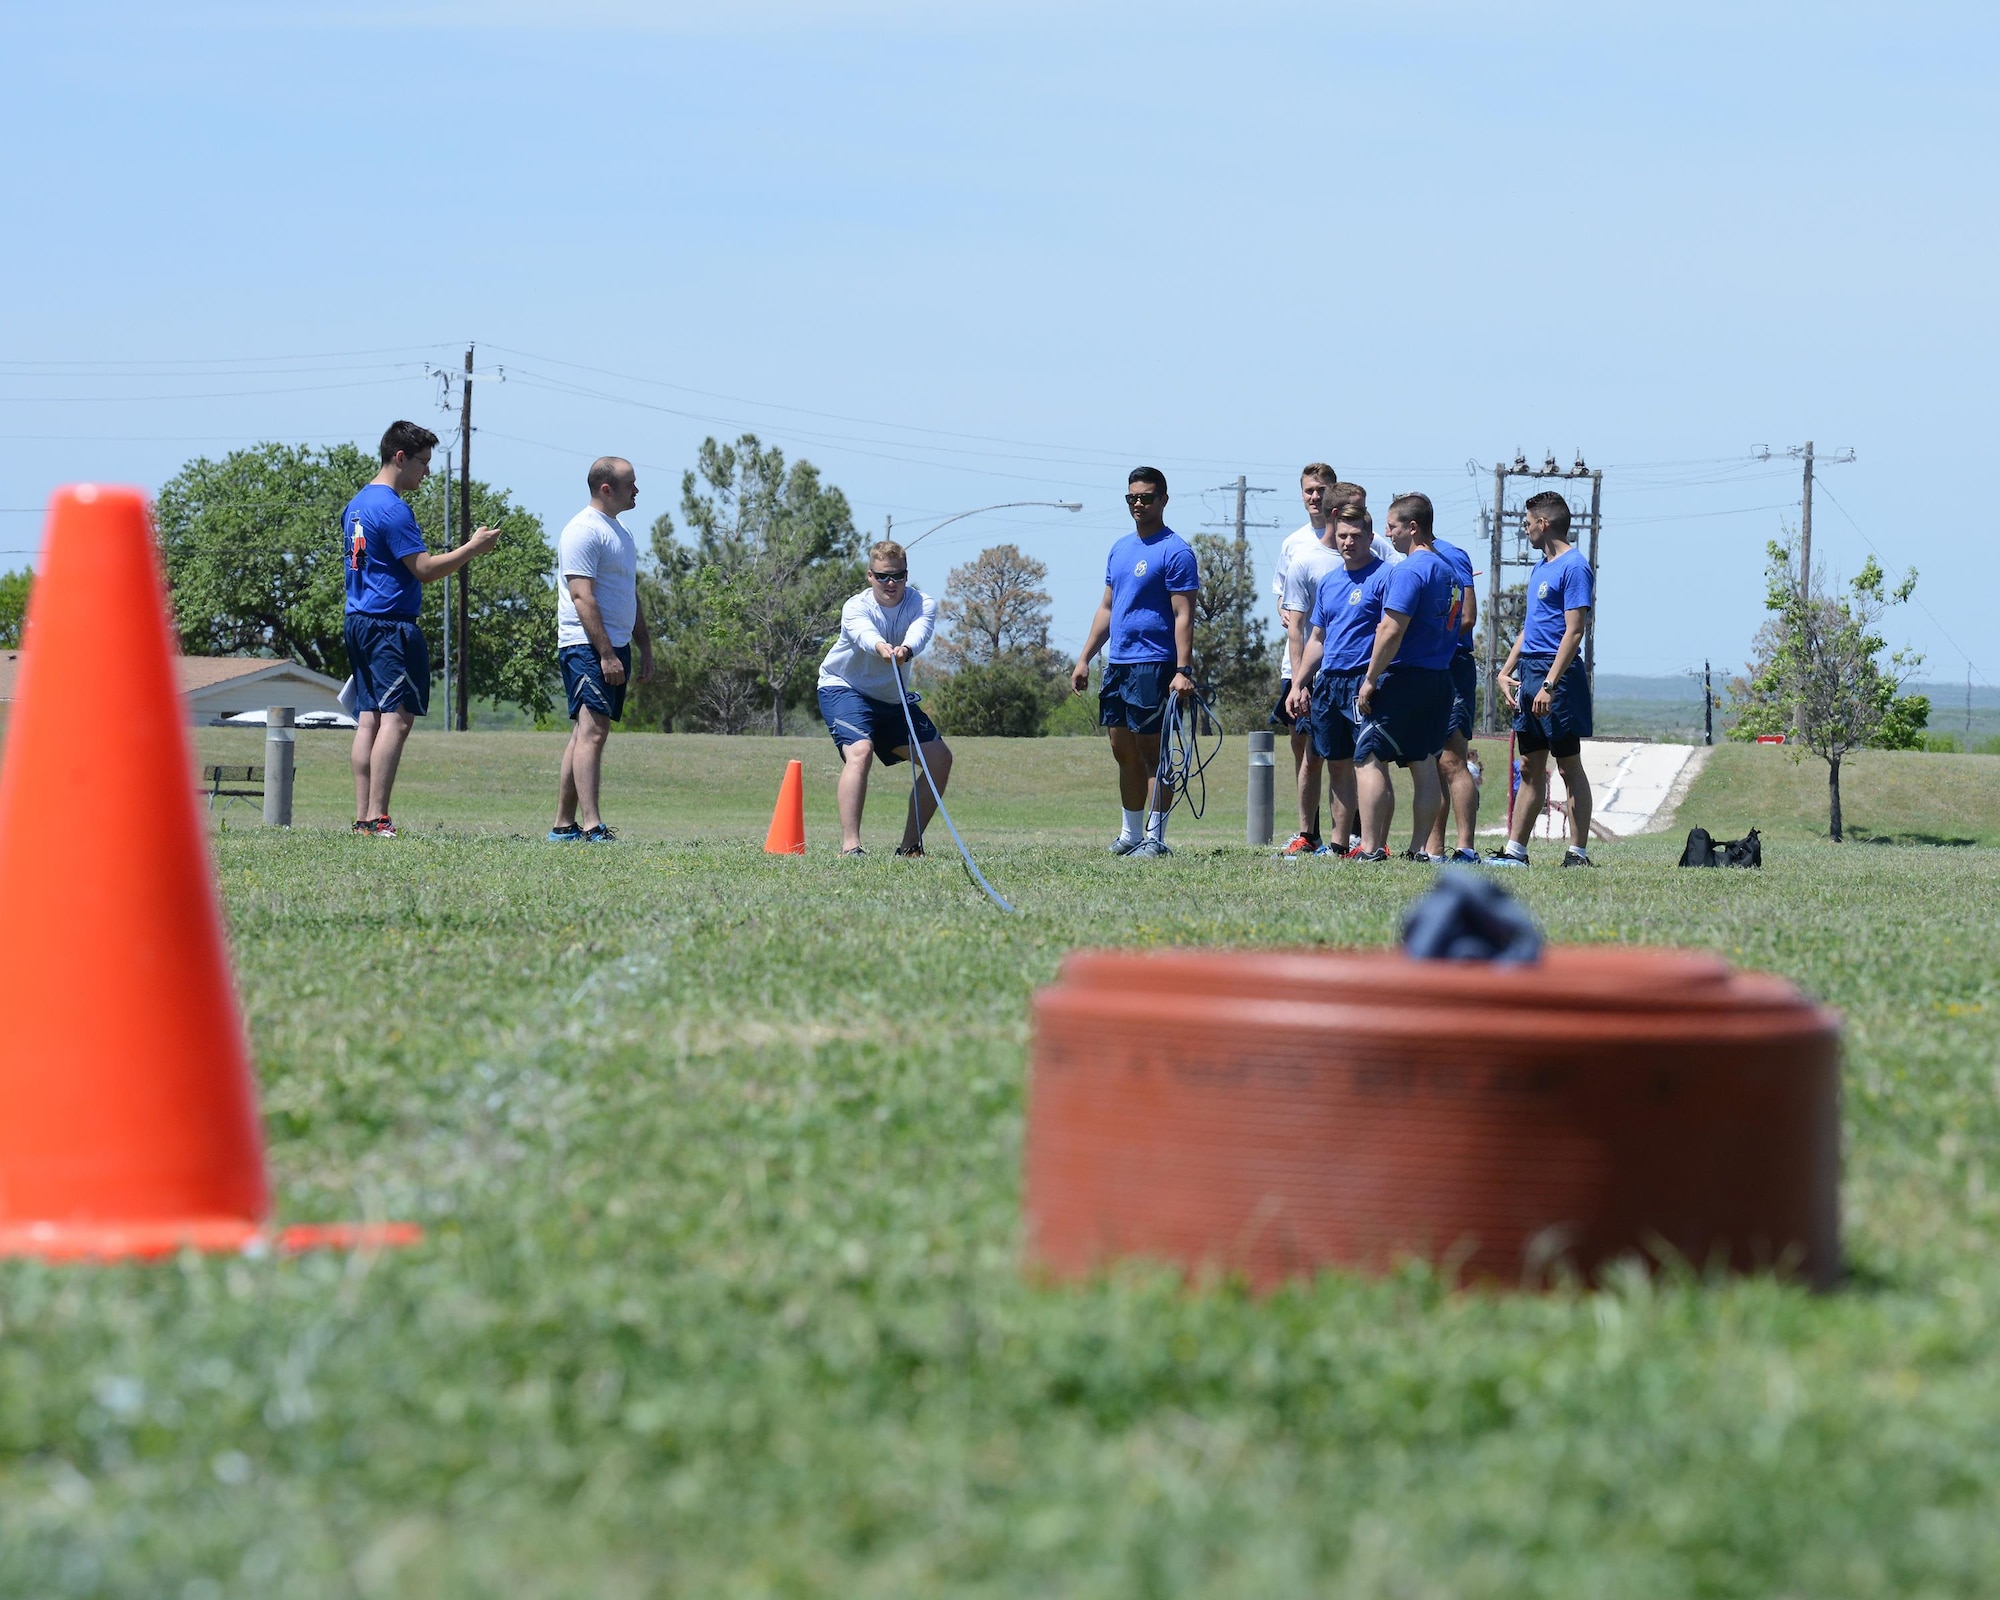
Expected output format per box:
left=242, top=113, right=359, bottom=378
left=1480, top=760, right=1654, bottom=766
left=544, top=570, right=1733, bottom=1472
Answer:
left=1134, top=559, right=1149, bottom=576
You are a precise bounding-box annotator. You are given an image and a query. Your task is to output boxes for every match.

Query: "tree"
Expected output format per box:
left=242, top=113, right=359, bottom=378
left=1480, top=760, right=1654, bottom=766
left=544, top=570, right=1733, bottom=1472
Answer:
left=1729, top=536, right=1923, bottom=841
left=630, top=435, right=860, bottom=734
left=924, top=658, right=1055, bottom=736
left=154, top=442, right=559, bottom=716
left=0, top=568, right=31, bottom=648
left=936, top=544, right=1059, bottom=674
left=1186, top=532, right=1270, bottom=720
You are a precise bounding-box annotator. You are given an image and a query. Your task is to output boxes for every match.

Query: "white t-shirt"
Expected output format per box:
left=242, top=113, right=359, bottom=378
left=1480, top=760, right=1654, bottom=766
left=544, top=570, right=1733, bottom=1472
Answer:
left=1281, top=540, right=1347, bottom=675
left=817, top=587, right=939, bottom=702
left=1272, top=523, right=1321, bottom=672
left=555, top=507, right=640, bottom=650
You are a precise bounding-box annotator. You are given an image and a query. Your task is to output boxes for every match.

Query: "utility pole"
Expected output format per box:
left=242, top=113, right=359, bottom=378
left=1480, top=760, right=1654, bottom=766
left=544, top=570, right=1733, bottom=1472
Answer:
left=1203, top=474, right=1277, bottom=654
left=441, top=446, right=453, bottom=730
left=1756, top=441, right=1852, bottom=737
left=1704, top=660, right=1714, bottom=746
left=457, top=343, right=473, bottom=733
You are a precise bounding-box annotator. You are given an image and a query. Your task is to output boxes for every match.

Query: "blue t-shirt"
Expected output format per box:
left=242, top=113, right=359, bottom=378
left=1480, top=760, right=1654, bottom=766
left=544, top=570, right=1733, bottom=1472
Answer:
left=1520, top=547, right=1595, bottom=656
left=1383, top=546, right=1459, bottom=670
left=342, top=484, right=427, bottom=618
left=1104, top=528, right=1199, bottom=664
left=1310, top=557, right=1385, bottom=674
left=1432, top=537, right=1477, bottom=658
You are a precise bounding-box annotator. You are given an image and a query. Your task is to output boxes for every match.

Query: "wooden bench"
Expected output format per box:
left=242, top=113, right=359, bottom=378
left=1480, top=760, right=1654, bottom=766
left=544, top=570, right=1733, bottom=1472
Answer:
left=203, top=764, right=264, bottom=811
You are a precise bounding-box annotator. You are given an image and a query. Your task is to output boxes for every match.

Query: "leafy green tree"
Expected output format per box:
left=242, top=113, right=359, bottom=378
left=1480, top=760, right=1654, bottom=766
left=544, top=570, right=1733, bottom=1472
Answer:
left=0, top=567, right=32, bottom=648
left=925, top=659, right=1056, bottom=736
left=630, top=435, right=860, bottom=734
left=936, top=544, right=1061, bottom=676
left=1187, top=532, right=1269, bottom=724
left=1728, top=537, right=1922, bottom=840
left=154, top=442, right=557, bottom=716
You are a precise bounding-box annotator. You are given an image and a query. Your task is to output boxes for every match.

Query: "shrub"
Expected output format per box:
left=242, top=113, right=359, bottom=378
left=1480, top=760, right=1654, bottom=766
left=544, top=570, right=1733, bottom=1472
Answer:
left=923, top=658, right=1058, bottom=737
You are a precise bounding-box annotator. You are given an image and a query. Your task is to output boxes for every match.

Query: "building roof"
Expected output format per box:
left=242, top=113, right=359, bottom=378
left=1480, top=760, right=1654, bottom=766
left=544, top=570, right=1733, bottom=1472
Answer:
left=0, top=653, right=346, bottom=716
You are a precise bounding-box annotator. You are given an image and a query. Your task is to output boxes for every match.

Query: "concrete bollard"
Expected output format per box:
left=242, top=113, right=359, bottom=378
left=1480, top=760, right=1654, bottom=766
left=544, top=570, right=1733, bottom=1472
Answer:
left=263, top=707, right=295, bottom=828
left=1246, top=730, right=1274, bottom=846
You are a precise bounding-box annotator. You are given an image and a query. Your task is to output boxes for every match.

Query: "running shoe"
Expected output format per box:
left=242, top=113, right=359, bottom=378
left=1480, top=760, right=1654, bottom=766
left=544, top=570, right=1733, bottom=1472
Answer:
left=894, top=842, right=925, bottom=858
left=1448, top=848, right=1481, bottom=864
left=368, top=815, right=398, bottom=838
left=581, top=824, right=617, bottom=844
left=1282, top=831, right=1319, bottom=856
left=1400, top=849, right=1441, bottom=864
left=841, top=846, right=867, bottom=858
left=1561, top=848, right=1595, bottom=869
left=1311, top=841, right=1346, bottom=858
left=1109, top=835, right=1143, bottom=855
left=1351, top=847, right=1389, bottom=862
left=351, top=818, right=374, bottom=834
left=1484, top=850, right=1529, bottom=868
left=547, top=823, right=584, bottom=843
left=1128, top=838, right=1173, bottom=858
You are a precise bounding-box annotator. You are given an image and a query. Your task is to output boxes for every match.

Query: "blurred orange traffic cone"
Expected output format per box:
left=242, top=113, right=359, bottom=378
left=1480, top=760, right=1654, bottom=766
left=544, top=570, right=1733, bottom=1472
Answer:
left=763, top=758, right=806, bottom=854
left=0, top=485, right=417, bottom=1260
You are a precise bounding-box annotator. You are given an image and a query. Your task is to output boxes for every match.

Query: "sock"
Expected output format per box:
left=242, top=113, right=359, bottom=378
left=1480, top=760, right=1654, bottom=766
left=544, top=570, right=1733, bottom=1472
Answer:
left=1147, top=808, right=1169, bottom=844
left=1566, top=843, right=1590, bottom=859
left=1504, top=840, right=1529, bottom=860
left=1120, top=807, right=1145, bottom=843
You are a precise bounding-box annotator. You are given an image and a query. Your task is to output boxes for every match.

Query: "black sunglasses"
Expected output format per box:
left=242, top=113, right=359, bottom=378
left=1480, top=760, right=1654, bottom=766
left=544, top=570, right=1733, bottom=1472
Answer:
left=1123, top=491, right=1160, bottom=507
left=870, top=569, right=908, bottom=582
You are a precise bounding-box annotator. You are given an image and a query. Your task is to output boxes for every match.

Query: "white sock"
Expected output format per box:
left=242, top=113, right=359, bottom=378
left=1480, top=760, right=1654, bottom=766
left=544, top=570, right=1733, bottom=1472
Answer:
left=1147, top=808, right=1169, bottom=844
left=1120, top=808, right=1145, bottom=843
left=1504, top=840, right=1529, bottom=860
left=1566, top=843, right=1590, bottom=859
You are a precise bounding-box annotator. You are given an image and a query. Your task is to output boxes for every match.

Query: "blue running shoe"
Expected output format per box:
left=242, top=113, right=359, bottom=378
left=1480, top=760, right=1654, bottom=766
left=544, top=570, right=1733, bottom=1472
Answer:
left=582, top=824, right=617, bottom=844
left=1484, top=850, right=1529, bottom=868
left=547, top=823, right=584, bottom=842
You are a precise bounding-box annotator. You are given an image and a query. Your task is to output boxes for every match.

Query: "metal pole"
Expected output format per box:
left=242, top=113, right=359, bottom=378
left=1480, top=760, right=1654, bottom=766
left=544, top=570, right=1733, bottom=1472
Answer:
left=1486, top=465, right=1505, bottom=733
left=263, top=706, right=295, bottom=827
left=1246, top=730, right=1275, bottom=846
left=441, top=447, right=453, bottom=731
left=1584, top=469, right=1603, bottom=690
left=1799, top=440, right=1814, bottom=599
left=457, top=344, right=474, bottom=732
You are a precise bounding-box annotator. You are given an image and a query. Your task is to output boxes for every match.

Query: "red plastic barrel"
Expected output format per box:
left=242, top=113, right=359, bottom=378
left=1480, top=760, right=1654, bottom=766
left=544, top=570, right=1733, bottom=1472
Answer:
left=1024, top=946, right=1841, bottom=1290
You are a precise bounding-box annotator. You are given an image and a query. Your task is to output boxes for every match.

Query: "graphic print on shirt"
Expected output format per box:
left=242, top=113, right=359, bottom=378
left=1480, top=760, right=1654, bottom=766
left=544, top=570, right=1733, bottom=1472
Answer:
left=349, top=520, right=365, bottom=571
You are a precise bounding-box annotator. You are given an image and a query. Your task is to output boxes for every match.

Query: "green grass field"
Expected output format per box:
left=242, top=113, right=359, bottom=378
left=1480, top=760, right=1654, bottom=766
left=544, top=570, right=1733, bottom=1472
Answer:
left=5, top=731, right=2000, bottom=1597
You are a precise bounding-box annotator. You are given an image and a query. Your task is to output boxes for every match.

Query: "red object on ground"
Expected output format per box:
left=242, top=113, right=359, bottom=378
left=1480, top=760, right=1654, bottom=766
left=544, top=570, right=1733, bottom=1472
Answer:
left=1756, top=734, right=1788, bottom=745
left=0, top=486, right=419, bottom=1262
left=764, top=758, right=807, bottom=854
left=1024, top=945, right=1841, bottom=1290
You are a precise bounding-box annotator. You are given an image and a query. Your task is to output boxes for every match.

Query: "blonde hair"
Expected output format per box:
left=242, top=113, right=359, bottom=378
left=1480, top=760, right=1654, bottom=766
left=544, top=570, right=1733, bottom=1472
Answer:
left=870, top=540, right=907, bottom=568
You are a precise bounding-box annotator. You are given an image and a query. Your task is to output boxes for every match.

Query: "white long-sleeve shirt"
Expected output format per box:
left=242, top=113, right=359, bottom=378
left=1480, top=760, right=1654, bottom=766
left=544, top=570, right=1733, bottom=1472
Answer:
left=816, top=586, right=939, bottom=701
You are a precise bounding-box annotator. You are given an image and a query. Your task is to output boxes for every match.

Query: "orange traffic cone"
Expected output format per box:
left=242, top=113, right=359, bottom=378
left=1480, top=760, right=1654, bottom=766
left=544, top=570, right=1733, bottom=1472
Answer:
left=0, top=485, right=417, bottom=1260
left=763, top=758, right=806, bottom=854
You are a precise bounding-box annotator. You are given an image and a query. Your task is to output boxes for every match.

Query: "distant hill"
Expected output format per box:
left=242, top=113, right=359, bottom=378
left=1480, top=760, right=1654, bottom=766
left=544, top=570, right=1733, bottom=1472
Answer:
left=1583, top=673, right=1999, bottom=747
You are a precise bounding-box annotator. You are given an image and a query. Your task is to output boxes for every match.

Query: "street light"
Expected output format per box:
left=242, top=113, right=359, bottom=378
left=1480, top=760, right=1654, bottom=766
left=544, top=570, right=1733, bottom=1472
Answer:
left=903, top=500, right=1083, bottom=549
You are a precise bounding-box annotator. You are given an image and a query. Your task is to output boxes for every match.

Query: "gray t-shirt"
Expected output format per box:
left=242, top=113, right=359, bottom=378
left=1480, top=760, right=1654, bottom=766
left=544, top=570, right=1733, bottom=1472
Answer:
left=555, top=507, right=639, bottom=650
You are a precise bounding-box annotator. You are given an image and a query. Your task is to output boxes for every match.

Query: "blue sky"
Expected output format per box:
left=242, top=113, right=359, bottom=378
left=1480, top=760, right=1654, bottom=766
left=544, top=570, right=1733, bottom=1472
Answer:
left=3, top=1, right=1994, bottom=685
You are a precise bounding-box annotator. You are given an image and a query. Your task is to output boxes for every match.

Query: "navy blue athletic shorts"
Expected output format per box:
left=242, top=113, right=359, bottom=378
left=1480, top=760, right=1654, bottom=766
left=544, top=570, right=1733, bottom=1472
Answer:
left=1355, top=665, right=1451, bottom=767
left=1513, top=653, right=1592, bottom=757
left=1308, top=668, right=1366, bottom=763
left=1098, top=660, right=1172, bottom=735
left=1447, top=651, right=1477, bottom=741
left=1270, top=677, right=1296, bottom=730
left=818, top=683, right=939, bottom=764
left=344, top=613, right=430, bottom=716
left=561, top=643, right=630, bottom=722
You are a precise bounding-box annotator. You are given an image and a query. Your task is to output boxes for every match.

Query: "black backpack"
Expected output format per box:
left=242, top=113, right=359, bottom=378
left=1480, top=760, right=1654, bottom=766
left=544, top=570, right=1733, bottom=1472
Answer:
left=1679, top=826, right=1761, bottom=869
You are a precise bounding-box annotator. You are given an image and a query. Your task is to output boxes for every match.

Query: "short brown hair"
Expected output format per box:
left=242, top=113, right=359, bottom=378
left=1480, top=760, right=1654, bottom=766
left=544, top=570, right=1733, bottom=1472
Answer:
left=869, top=539, right=907, bottom=569
left=1329, top=481, right=1367, bottom=509
left=587, top=456, right=633, bottom=495
left=1523, top=490, right=1572, bottom=540
left=1300, top=462, right=1338, bottom=486
left=1334, top=506, right=1373, bottom=536
left=379, top=419, right=439, bottom=463
left=1388, top=492, right=1434, bottom=539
